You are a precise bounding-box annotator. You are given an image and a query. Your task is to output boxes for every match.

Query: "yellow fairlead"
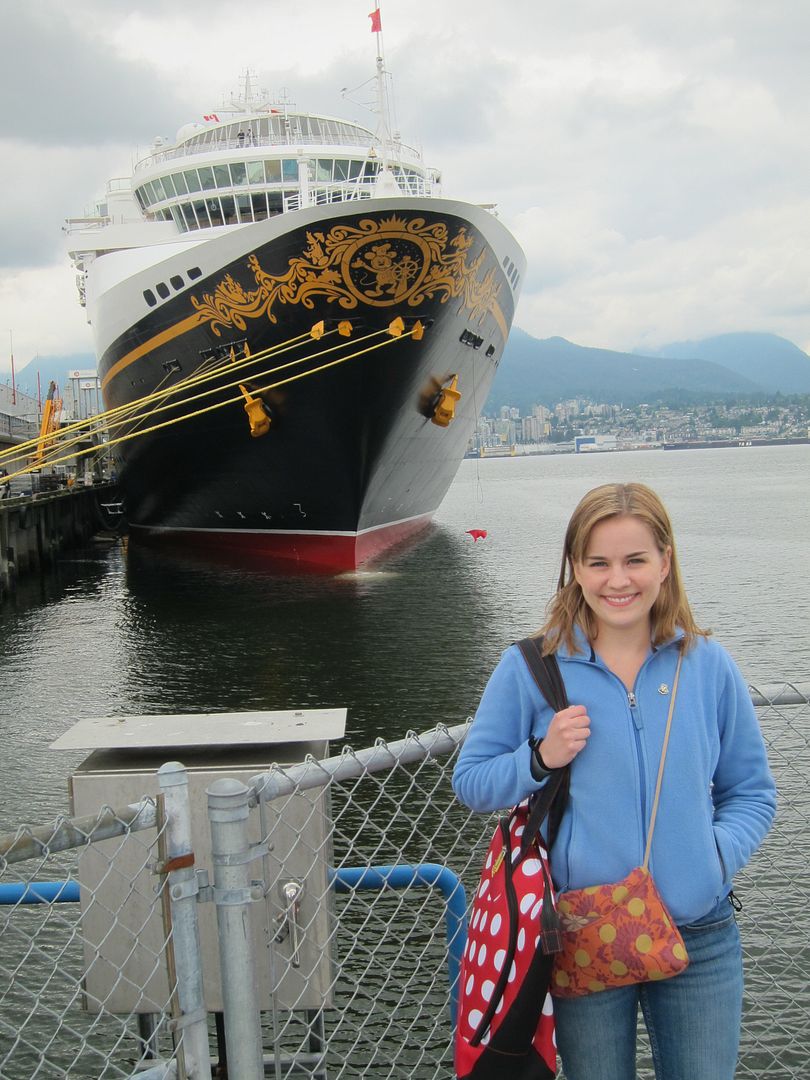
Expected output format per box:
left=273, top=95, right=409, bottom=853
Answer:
left=432, top=375, right=461, bottom=427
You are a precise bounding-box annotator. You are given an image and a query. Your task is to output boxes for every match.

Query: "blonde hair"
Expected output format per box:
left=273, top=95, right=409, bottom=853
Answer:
left=538, top=482, right=708, bottom=655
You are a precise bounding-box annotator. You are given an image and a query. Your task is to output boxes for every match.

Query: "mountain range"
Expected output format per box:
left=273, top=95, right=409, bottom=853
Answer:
left=484, top=330, right=810, bottom=414
left=6, top=332, right=810, bottom=416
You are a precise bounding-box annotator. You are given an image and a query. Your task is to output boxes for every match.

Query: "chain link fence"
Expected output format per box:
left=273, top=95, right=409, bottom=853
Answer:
left=1, top=685, right=808, bottom=1079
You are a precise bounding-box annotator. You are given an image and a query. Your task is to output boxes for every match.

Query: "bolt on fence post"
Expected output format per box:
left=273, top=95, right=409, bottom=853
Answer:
left=157, top=763, right=213, bottom=1080
left=207, top=777, right=264, bottom=1080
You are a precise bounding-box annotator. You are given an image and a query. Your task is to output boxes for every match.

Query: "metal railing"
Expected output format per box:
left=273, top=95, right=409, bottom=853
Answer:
left=0, top=685, right=807, bottom=1079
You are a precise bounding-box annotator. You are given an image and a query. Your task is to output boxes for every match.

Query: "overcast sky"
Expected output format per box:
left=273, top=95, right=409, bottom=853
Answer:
left=1, top=0, right=808, bottom=377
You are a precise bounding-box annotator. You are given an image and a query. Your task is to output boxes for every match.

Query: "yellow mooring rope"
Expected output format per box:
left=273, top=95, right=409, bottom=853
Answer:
left=1, top=321, right=420, bottom=483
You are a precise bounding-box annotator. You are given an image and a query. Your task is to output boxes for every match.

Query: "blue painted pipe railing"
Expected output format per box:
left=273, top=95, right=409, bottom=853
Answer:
left=1, top=863, right=468, bottom=1026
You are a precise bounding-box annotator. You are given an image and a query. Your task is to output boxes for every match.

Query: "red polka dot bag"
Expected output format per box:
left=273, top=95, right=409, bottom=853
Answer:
left=455, top=640, right=568, bottom=1080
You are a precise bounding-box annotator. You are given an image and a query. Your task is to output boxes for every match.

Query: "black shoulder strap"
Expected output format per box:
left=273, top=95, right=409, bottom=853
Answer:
left=515, top=636, right=570, bottom=853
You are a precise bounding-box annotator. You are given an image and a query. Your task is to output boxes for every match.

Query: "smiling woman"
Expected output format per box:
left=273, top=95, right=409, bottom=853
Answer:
left=452, top=481, right=776, bottom=1080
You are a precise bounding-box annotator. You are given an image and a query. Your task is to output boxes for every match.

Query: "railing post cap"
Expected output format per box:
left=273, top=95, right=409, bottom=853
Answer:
left=207, top=776, right=252, bottom=819
left=157, top=761, right=188, bottom=787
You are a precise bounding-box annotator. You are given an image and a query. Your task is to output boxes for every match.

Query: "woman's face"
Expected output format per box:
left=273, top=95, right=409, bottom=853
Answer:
left=573, top=515, right=671, bottom=640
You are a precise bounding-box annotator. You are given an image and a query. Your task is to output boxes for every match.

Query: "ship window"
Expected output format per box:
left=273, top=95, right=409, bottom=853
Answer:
left=161, top=209, right=174, bottom=222
left=503, top=256, right=510, bottom=268
left=334, top=159, right=349, bottom=182
left=172, top=172, right=188, bottom=195
left=181, top=203, right=198, bottom=230
left=143, top=288, right=157, bottom=307
left=193, top=199, right=211, bottom=227
left=170, top=274, right=184, bottom=290
left=184, top=169, right=202, bottom=193
left=348, top=160, right=362, bottom=179
left=230, top=161, right=247, bottom=186
left=315, top=159, right=333, bottom=182
left=214, top=164, right=231, bottom=188
left=267, top=192, right=283, bottom=215
left=247, top=161, right=264, bottom=184
left=163, top=175, right=178, bottom=197
left=236, top=193, right=253, bottom=222
left=134, top=187, right=147, bottom=211
left=220, top=195, right=237, bottom=224
left=141, top=181, right=156, bottom=205
left=152, top=177, right=168, bottom=201
left=264, top=160, right=281, bottom=182
left=251, top=192, right=269, bottom=221
left=362, top=160, right=379, bottom=178
left=282, top=159, right=298, bottom=182
left=257, top=117, right=269, bottom=140
left=156, top=282, right=170, bottom=300
left=187, top=266, right=202, bottom=280
left=198, top=166, right=216, bottom=191
left=207, top=198, right=224, bottom=226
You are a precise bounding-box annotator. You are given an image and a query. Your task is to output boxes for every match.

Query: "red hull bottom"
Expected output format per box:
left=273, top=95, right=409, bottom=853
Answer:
left=130, top=515, right=434, bottom=573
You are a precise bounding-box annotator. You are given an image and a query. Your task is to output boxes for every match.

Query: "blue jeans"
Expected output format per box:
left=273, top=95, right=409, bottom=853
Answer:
left=554, top=897, right=743, bottom=1080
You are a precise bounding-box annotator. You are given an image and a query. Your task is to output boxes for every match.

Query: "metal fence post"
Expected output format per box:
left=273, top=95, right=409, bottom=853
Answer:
left=207, top=777, right=264, bottom=1080
left=157, top=762, right=213, bottom=1080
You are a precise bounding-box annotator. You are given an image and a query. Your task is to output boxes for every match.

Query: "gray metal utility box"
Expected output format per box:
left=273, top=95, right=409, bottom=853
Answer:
left=52, top=709, right=346, bottom=1015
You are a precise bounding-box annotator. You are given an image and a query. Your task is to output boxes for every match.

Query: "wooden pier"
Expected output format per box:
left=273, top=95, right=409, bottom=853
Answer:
left=0, top=483, right=121, bottom=600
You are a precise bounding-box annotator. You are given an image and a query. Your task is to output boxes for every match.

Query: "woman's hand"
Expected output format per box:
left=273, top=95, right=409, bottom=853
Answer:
left=538, top=705, right=591, bottom=768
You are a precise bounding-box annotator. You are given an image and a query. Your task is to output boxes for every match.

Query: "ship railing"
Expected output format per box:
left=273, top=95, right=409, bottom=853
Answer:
left=283, top=175, right=439, bottom=212
left=134, top=134, right=425, bottom=172
left=0, top=684, right=807, bottom=1079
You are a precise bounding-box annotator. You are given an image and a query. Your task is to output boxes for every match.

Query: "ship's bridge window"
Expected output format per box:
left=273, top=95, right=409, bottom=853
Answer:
left=268, top=192, right=284, bottom=215
left=362, top=161, right=379, bottom=178
left=252, top=193, right=269, bottom=221
left=315, top=159, right=333, bottom=182
left=213, top=164, right=230, bottom=187
left=193, top=199, right=211, bottom=228
left=247, top=161, right=264, bottom=184
left=282, top=159, right=298, bottom=182
left=162, top=175, right=179, bottom=198
left=334, top=159, right=349, bottom=182
left=265, top=160, right=282, bottom=183
left=220, top=195, right=238, bottom=225
left=181, top=203, right=198, bottom=230
left=134, top=188, right=148, bottom=211
left=184, top=169, right=202, bottom=193
left=230, top=161, right=248, bottom=186
left=348, top=160, right=362, bottom=179
left=198, top=166, right=216, bottom=191
left=207, top=199, right=224, bottom=226
left=172, top=172, right=189, bottom=195
left=236, top=193, right=252, bottom=222
left=152, top=177, right=168, bottom=201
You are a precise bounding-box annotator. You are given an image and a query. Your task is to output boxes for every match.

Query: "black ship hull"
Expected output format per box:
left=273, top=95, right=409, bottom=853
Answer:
left=94, top=199, right=522, bottom=570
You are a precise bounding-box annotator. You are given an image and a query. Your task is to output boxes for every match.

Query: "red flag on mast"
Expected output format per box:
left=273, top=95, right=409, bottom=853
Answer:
left=369, top=8, right=381, bottom=32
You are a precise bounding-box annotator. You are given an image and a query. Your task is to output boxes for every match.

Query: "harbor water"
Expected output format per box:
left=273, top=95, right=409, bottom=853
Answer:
left=1, top=443, right=807, bottom=825
left=0, top=444, right=808, bottom=1076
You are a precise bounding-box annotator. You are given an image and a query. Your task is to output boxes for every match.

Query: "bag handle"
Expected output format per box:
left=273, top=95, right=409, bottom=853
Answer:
left=642, top=646, right=684, bottom=871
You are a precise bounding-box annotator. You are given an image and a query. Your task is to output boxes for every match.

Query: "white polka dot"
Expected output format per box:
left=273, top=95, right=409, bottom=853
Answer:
left=521, top=858, right=542, bottom=876
left=517, top=928, right=526, bottom=951
left=542, top=993, right=554, bottom=1016
left=515, top=825, right=525, bottom=837
left=508, top=960, right=517, bottom=983
left=535, top=935, right=540, bottom=948
left=467, top=1009, right=483, bottom=1031
left=485, top=851, right=493, bottom=870
left=480, top=911, right=488, bottom=931
left=511, top=849, right=520, bottom=862
left=531, top=899, right=543, bottom=920
left=478, top=879, right=490, bottom=898
left=472, top=908, right=480, bottom=929
left=465, top=974, right=475, bottom=996
left=477, top=943, right=488, bottom=967
left=552, top=1029, right=557, bottom=1048
left=519, top=892, right=538, bottom=914
left=481, top=979, right=495, bottom=1001
left=496, top=997, right=504, bottom=1014
left=494, top=948, right=506, bottom=971
left=490, top=913, right=502, bottom=936
left=469, top=941, right=477, bottom=963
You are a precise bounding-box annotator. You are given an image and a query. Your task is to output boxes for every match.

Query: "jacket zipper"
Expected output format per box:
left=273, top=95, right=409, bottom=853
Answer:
left=627, top=689, right=647, bottom=847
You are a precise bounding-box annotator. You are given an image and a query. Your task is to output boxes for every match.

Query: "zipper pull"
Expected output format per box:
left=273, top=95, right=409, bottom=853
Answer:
left=627, top=690, right=643, bottom=728
left=492, top=846, right=507, bottom=874
left=627, top=690, right=637, bottom=708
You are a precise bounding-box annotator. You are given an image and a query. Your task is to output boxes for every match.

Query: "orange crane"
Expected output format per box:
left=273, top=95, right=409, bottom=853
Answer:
left=33, top=380, right=63, bottom=466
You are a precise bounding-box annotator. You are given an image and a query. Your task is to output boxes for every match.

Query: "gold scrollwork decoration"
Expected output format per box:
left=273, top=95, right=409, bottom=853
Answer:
left=190, top=215, right=503, bottom=337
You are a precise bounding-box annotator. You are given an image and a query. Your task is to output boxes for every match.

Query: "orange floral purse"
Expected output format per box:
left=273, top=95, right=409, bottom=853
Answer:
left=551, top=650, right=689, bottom=997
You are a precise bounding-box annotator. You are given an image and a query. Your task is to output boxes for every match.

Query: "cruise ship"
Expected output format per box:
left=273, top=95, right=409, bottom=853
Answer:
left=65, top=64, right=525, bottom=570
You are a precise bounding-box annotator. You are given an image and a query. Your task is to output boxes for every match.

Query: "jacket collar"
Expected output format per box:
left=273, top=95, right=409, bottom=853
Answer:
left=555, top=622, right=685, bottom=662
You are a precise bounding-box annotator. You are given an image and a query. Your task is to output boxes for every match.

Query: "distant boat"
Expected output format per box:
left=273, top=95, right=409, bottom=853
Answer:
left=65, top=60, right=524, bottom=571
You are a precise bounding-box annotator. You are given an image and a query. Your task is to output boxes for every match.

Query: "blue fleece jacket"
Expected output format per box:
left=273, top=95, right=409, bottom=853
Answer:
left=452, top=629, right=776, bottom=925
